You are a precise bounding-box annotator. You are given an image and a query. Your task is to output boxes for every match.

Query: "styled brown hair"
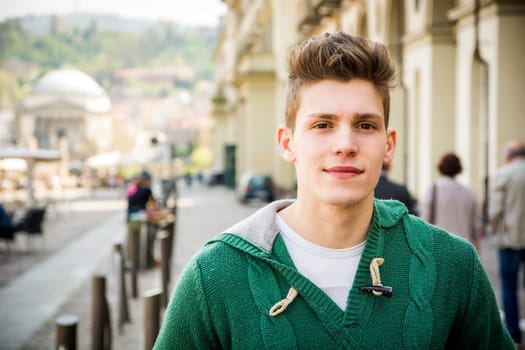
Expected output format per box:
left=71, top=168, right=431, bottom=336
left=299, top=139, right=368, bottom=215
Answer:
left=285, top=32, right=396, bottom=130
left=438, top=153, right=463, bottom=177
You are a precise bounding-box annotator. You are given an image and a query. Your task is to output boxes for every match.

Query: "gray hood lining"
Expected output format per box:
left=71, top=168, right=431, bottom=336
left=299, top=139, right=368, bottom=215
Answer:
left=223, top=199, right=294, bottom=252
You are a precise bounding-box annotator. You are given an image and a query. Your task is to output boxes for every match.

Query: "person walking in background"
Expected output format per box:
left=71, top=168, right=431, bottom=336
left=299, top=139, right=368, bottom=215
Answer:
left=127, top=170, right=156, bottom=220
left=153, top=32, right=513, bottom=349
left=420, top=153, right=479, bottom=249
left=126, top=170, right=158, bottom=265
left=374, top=162, right=418, bottom=215
left=489, top=139, right=525, bottom=344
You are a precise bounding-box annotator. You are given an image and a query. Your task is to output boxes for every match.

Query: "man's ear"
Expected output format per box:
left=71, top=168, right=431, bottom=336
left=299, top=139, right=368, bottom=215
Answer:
left=383, top=128, right=397, bottom=164
left=277, top=126, right=296, bottom=163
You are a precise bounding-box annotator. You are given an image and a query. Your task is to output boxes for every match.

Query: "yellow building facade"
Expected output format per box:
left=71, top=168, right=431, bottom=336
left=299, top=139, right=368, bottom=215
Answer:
left=212, top=0, right=525, bottom=202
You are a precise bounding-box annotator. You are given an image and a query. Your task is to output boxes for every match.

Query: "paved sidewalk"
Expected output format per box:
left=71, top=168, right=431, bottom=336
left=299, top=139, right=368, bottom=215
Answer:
left=17, top=185, right=259, bottom=349
left=0, top=212, right=125, bottom=350
left=0, top=188, right=127, bottom=350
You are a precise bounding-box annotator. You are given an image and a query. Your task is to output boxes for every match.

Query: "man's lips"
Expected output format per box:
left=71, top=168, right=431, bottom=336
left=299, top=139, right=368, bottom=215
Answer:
left=324, top=166, right=364, bottom=179
left=325, top=166, right=364, bottom=174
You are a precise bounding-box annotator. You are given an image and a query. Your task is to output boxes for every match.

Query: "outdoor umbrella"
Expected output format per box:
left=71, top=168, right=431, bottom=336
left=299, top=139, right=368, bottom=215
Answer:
left=0, top=147, right=61, bottom=203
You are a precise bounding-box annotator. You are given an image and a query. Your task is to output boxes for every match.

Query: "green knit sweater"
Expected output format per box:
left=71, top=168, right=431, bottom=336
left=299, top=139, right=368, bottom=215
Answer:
left=153, top=199, right=514, bottom=349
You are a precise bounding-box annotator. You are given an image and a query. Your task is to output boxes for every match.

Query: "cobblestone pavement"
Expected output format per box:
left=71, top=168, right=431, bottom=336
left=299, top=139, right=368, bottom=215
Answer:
left=14, top=184, right=260, bottom=350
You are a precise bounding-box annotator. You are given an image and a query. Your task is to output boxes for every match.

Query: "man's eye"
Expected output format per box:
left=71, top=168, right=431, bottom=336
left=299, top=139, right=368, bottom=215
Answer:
left=313, top=122, right=330, bottom=129
left=358, top=123, right=376, bottom=130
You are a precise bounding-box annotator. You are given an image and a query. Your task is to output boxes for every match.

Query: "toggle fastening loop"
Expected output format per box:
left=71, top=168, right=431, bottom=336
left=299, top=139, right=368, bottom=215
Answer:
left=269, top=287, right=298, bottom=316
left=359, top=257, right=393, bottom=297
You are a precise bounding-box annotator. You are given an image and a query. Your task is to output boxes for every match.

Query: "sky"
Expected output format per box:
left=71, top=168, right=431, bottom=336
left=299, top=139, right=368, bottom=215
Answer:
left=0, top=0, right=227, bottom=27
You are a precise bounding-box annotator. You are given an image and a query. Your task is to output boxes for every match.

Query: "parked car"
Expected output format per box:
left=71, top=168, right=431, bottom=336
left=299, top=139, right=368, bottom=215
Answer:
left=206, top=170, right=225, bottom=186
left=237, top=172, right=275, bottom=204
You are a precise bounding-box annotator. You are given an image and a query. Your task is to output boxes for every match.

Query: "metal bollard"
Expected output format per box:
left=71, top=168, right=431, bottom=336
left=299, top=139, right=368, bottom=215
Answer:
left=158, top=231, right=170, bottom=308
left=158, top=218, right=175, bottom=279
left=91, top=275, right=112, bottom=350
left=127, top=222, right=140, bottom=298
left=165, top=220, right=175, bottom=270
left=169, top=200, right=178, bottom=219
left=144, top=289, right=162, bottom=350
left=55, top=314, right=78, bottom=350
left=144, top=222, right=157, bottom=269
left=113, top=242, right=131, bottom=332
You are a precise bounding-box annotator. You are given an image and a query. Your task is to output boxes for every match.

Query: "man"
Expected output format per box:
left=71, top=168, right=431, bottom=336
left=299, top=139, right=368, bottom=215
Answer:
left=489, top=139, right=525, bottom=344
left=374, top=162, right=418, bottom=215
left=154, top=32, right=513, bottom=349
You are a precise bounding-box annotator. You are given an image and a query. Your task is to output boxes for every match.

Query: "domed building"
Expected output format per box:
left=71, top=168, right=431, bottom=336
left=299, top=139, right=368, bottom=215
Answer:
left=16, top=68, right=112, bottom=161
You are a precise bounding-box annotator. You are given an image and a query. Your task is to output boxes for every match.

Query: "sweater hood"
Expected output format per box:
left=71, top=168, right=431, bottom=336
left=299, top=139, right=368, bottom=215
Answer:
left=221, top=198, right=409, bottom=253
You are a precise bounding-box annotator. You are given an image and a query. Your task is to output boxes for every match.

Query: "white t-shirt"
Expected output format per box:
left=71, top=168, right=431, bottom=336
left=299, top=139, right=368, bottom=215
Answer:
left=276, top=215, right=365, bottom=310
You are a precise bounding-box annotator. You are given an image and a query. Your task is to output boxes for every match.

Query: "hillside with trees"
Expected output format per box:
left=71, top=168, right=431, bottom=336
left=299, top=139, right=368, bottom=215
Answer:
left=0, top=14, right=220, bottom=97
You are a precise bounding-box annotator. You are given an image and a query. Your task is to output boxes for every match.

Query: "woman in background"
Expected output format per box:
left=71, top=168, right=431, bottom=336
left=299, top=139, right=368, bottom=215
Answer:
left=420, top=153, right=479, bottom=249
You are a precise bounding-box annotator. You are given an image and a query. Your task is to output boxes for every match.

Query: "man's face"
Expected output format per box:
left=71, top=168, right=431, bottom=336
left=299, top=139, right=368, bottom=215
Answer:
left=278, top=79, right=396, bottom=208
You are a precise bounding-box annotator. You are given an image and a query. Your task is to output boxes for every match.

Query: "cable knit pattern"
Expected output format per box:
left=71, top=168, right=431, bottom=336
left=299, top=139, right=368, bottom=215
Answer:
left=153, top=199, right=514, bottom=349
left=402, top=215, right=435, bottom=349
left=247, top=259, right=298, bottom=349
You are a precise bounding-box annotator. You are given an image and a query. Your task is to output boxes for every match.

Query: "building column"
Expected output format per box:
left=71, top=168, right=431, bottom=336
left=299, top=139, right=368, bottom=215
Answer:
left=402, top=0, right=457, bottom=196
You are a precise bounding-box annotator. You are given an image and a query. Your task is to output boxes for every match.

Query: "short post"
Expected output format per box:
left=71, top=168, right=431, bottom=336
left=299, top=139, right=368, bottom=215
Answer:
left=144, top=289, right=162, bottom=350
left=91, top=275, right=112, bottom=350
left=158, top=231, right=170, bottom=308
left=144, top=222, right=157, bottom=269
left=55, top=314, right=78, bottom=350
left=113, top=242, right=131, bottom=332
left=165, top=219, right=175, bottom=269
left=127, top=221, right=140, bottom=298
left=167, top=190, right=178, bottom=218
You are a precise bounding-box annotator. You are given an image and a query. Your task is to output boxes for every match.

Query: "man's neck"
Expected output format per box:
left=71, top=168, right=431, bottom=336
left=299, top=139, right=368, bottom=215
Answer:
left=279, top=196, right=373, bottom=249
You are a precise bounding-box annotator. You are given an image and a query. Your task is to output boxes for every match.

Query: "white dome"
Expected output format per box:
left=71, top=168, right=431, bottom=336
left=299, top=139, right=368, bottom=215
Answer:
left=32, top=68, right=106, bottom=96
left=21, top=68, right=111, bottom=113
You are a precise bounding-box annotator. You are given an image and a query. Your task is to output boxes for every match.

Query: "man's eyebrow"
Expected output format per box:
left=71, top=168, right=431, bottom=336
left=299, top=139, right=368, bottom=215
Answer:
left=354, top=113, right=383, bottom=121
left=305, top=113, right=383, bottom=121
left=305, top=113, right=336, bottom=119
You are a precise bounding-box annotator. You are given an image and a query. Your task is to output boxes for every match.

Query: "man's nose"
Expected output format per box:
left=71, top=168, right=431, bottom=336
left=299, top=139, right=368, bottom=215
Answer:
left=332, top=126, right=357, bottom=156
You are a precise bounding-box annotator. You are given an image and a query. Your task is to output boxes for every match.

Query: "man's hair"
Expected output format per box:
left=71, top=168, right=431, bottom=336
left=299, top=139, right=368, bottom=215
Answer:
left=438, top=153, right=463, bottom=177
left=505, top=140, right=525, bottom=160
left=285, top=32, right=396, bottom=130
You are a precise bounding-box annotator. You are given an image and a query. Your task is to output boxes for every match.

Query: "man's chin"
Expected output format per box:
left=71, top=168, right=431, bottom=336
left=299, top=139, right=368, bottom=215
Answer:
left=322, top=193, right=367, bottom=209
